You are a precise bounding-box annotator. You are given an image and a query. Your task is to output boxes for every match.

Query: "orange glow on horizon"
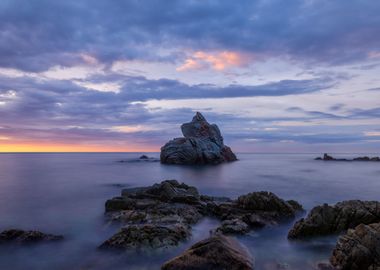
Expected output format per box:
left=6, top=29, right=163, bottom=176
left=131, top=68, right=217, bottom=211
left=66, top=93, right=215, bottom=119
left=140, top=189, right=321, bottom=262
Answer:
left=0, top=143, right=158, bottom=152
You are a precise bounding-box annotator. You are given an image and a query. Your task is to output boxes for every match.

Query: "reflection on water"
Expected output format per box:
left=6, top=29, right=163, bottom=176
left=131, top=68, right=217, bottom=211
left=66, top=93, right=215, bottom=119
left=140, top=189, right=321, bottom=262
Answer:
left=0, top=153, right=379, bottom=269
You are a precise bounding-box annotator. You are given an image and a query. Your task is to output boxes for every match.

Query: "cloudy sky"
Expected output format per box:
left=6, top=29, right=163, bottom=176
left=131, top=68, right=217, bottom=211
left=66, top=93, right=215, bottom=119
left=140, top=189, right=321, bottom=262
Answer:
left=0, top=0, right=379, bottom=152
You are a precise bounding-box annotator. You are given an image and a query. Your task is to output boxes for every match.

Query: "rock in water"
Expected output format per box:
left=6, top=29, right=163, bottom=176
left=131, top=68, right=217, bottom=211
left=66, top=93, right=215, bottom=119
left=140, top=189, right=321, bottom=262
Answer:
left=160, top=112, right=237, bottom=165
left=0, top=229, right=63, bottom=244
left=99, top=224, right=189, bottom=250
left=330, top=222, right=380, bottom=270
left=288, top=200, right=380, bottom=239
left=161, top=234, right=254, bottom=270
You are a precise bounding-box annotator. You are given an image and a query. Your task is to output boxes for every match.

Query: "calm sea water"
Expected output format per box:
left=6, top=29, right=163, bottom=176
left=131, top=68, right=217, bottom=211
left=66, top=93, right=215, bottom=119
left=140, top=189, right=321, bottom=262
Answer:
left=0, top=153, right=379, bottom=270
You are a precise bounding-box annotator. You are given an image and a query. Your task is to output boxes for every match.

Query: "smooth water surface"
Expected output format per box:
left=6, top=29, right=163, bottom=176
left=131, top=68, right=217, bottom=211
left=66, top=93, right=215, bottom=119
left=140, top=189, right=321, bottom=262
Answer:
left=0, top=153, right=379, bottom=269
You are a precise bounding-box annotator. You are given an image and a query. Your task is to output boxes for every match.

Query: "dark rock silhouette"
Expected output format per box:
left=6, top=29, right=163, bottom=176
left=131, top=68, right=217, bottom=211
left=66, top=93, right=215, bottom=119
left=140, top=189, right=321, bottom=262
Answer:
left=288, top=200, right=380, bottom=239
left=330, top=222, right=380, bottom=270
left=161, top=234, right=254, bottom=270
left=0, top=229, right=63, bottom=244
left=160, top=112, right=237, bottom=165
left=315, top=153, right=380, bottom=162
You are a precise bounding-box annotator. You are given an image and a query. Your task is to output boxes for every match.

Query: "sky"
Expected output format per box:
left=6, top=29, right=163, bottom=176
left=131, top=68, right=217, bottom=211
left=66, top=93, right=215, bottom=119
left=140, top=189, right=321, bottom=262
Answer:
left=0, top=0, right=379, bottom=153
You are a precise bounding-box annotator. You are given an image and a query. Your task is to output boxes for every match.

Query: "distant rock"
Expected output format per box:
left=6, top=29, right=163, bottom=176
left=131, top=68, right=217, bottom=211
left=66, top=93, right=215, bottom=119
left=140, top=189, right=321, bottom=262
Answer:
left=330, top=222, right=380, bottom=270
left=0, top=229, right=63, bottom=244
left=315, top=153, right=380, bottom=162
left=161, top=234, right=254, bottom=270
left=288, top=200, right=380, bottom=239
left=160, top=112, right=237, bottom=165
left=118, top=155, right=159, bottom=163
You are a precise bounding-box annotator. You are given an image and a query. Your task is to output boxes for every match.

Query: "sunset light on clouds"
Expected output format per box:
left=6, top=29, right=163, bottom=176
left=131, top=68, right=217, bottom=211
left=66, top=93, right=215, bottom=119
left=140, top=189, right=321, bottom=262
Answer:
left=0, top=0, right=379, bottom=152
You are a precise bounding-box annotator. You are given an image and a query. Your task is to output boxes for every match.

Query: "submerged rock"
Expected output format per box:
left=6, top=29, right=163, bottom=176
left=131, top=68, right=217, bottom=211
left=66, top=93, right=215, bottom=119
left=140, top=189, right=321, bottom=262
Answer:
left=315, top=153, right=380, bottom=162
left=160, top=112, right=237, bottom=165
left=288, top=200, right=380, bottom=239
left=161, top=234, right=254, bottom=270
left=216, top=219, right=250, bottom=235
left=99, top=224, right=189, bottom=250
left=330, top=222, right=380, bottom=270
left=0, top=229, right=63, bottom=244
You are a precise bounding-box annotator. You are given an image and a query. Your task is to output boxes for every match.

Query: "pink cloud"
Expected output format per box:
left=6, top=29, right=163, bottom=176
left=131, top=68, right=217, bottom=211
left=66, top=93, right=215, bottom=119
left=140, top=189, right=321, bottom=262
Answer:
left=177, top=51, right=251, bottom=71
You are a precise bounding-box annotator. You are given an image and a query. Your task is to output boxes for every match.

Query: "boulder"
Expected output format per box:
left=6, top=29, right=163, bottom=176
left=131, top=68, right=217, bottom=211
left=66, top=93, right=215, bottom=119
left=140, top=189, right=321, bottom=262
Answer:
left=216, top=219, right=250, bottom=235
left=161, top=234, right=254, bottom=270
left=0, top=229, right=63, bottom=244
left=330, top=222, right=380, bottom=270
left=237, top=192, right=300, bottom=218
left=160, top=112, right=237, bottom=165
left=99, top=224, right=189, bottom=250
left=288, top=200, right=380, bottom=239
left=208, top=191, right=303, bottom=231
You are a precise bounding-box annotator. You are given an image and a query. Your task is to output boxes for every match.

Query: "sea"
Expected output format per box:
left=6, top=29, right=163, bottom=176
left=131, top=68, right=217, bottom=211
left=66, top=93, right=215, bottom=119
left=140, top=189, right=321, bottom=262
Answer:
left=0, top=153, right=379, bottom=269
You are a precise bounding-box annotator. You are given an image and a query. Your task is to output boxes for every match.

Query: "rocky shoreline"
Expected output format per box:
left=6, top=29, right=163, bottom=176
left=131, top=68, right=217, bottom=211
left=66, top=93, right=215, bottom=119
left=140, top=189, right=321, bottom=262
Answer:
left=101, top=180, right=380, bottom=269
left=2, top=179, right=380, bottom=269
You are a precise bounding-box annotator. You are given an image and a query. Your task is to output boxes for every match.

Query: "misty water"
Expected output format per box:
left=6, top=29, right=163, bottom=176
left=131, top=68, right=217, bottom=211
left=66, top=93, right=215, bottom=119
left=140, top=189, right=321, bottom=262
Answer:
left=0, top=153, right=379, bottom=270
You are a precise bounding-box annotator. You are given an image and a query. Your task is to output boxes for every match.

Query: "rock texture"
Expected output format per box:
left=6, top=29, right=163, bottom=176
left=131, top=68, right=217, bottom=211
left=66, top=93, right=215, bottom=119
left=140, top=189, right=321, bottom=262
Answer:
left=102, top=180, right=303, bottom=250
left=161, top=234, right=254, bottom=270
left=160, top=112, right=237, bottom=165
left=99, top=224, right=189, bottom=250
left=288, top=200, right=380, bottom=239
left=330, top=222, right=380, bottom=270
left=0, top=229, right=63, bottom=244
left=315, top=153, right=380, bottom=162
left=211, top=191, right=303, bottom=234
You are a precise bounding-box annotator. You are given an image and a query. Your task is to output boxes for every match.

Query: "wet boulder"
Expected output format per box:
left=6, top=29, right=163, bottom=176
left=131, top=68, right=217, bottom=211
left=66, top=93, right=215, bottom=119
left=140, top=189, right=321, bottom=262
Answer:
left=161, top=234, right=254, bottom=270
left=160, top=112, right=237, bottom=165
left=208, top=191, right=303, bottom=233
left=288, top=200, right=380, bottom=239
left=330, top=222, right=380, bottom=270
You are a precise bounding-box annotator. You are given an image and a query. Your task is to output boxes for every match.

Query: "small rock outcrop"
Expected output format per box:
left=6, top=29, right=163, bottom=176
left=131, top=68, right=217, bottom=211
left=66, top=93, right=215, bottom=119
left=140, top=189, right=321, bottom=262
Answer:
left=102, top=180, right=303, bottom=250
left=315, top=153, right=380, bottom=162
left=288, top=200, right=380, bottom=239
left=161, top=234, right=254, bottom=270
left=160, top=112, right=237, bottom=165
left=0, top=229, right=63, bottom=244
left=211, top=191, right=303, bottom=234
left=330, top=222, right=380, bottom=270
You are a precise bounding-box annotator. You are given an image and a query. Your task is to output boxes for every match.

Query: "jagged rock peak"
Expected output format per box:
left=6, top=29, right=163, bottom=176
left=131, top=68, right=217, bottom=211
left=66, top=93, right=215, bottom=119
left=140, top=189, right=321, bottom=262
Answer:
left=160, top=112, right=237, bottom=165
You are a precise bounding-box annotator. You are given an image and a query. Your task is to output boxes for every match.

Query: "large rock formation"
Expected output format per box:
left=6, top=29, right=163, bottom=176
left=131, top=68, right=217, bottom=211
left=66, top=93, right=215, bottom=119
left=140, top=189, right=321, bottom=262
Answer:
left=160, top=112, right=237, bottom=165
left=330, top=222, right=380, bottom=270
left=161, top=234, right=254, bottom=270
left=288, top=200, right=380, bottom=239
left=101, top=180, right=303, bottom=250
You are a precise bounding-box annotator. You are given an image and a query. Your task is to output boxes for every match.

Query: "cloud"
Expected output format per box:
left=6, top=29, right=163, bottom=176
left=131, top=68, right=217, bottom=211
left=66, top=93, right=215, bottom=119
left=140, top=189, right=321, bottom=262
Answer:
left=0, top=0, right=379, bottom=72
left=177, top=51, right=250, bottom=71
